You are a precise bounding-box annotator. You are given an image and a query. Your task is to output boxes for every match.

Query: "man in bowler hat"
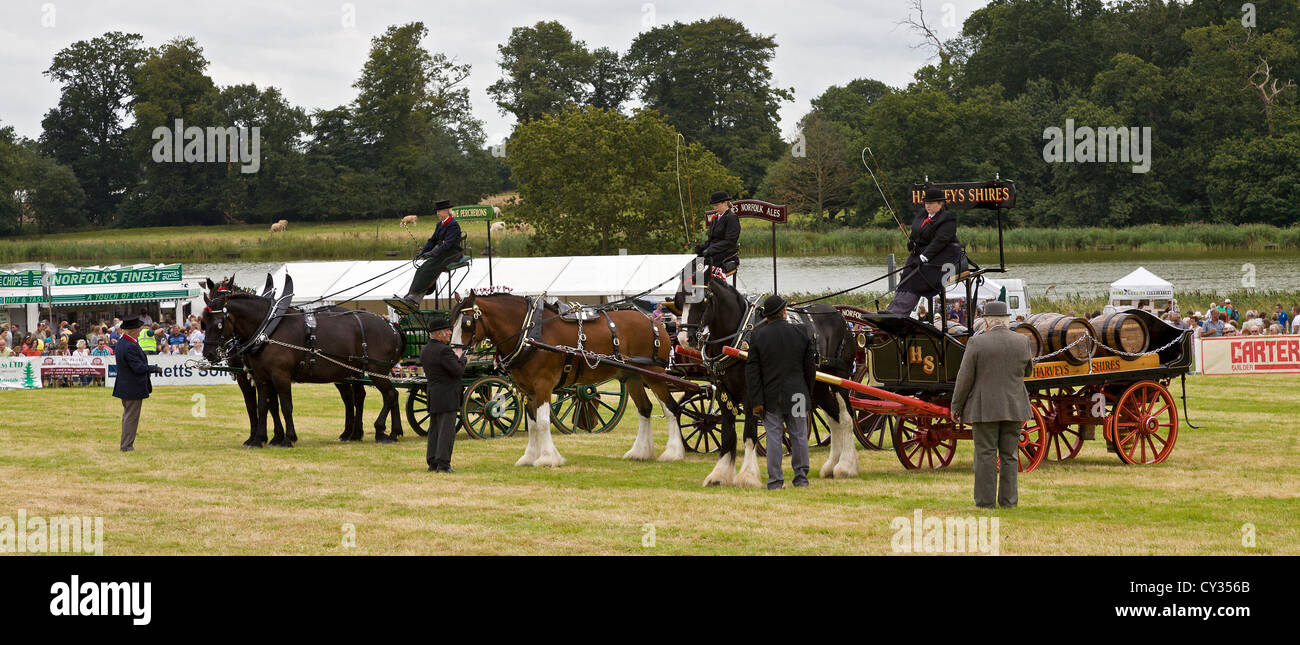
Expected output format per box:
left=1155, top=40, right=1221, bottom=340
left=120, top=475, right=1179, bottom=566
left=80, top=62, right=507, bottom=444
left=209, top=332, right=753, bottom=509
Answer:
left=397, top=199, right=463, bottom=309
left=949, top=300, right=1034, bottom=508
left=420, top=316, right=466, bottom=472
left=695, top=190, right=741, bottom=275
left=885, top=187, right=962, bottom=315
left=113, top=317, right=162, bottom=452
left=745, top=295, right=817, bottom=489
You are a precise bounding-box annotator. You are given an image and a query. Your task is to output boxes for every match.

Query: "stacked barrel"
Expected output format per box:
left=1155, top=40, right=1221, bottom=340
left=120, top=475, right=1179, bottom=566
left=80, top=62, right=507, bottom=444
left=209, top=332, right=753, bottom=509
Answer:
left=1088, top=311, right=1151, bottom=357
left=968, top=317, right=1045, bottom=358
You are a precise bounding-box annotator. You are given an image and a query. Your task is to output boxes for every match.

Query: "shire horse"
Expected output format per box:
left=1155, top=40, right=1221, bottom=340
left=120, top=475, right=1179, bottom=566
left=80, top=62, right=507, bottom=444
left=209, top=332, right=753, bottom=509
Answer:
left=450, top=291, right=682, bottom=467
left=675, top=274, right=860, bottom=487
left=206, top=276, right=405, bottom=446
left=201, top=276, right=369, bottom=446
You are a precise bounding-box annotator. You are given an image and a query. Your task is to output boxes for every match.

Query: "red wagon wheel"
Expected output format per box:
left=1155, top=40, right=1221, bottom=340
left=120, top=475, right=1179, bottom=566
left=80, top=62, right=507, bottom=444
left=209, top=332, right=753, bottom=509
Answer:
left=852, top=409, right=891, bottom=450
left=1033, top=388, right=1084, bottom=461
left=1108, top=380, right=1178, bottom=465
left=892, top=415, right=957, bottom=469
left=1017, top=406, right=1048, bottom=472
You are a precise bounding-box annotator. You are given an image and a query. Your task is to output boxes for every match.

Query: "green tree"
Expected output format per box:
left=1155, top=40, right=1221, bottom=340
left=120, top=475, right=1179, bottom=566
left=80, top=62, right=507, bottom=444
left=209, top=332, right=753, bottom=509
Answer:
left=0, top=124, right=26, bottom=236
left=626, top=17, right=792, bottom=193
left=39, top=31, right=148, bottom=225
left=25, top=155, right=88, bottom=233
left=760, top=113, right=856, bottom=222
left=505, top=106, right=741, bottom=255
left=488, top=21, right=599, bottom=121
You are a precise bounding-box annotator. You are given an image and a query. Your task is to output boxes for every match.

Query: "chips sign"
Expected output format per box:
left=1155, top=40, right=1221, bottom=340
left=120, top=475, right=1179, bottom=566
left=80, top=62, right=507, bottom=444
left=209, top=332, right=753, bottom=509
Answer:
left=731, top=199, right=788, bottom=223
left=910, top=180, right=1017, bottom=210
left=451, top=205, right=495, bottom=222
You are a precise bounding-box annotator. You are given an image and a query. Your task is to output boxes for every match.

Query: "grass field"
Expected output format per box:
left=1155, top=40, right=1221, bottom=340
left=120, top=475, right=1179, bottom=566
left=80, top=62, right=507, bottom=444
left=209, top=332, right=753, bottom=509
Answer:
left=1, top=375, right=1297, bottom=555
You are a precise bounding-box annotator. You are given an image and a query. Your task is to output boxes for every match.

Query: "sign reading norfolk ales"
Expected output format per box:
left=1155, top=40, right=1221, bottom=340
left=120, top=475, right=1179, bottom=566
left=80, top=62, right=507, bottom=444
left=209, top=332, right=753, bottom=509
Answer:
left=731, top=199, right=788, bottom=223
left=910, top=180, right=1016, bottom=210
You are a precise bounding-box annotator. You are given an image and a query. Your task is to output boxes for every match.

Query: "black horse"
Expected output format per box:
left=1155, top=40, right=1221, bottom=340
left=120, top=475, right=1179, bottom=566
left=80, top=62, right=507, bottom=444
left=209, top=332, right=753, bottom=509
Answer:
left=207, top=282, right=405, bottom=446
left=201, top=277, right=369, bottom=446
left=675, top=274, right=860, bottom=487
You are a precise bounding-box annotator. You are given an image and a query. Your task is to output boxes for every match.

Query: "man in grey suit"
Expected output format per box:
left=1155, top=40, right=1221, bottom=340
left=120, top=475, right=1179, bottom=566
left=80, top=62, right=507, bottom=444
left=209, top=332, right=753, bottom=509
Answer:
left=949, top=300, right=1034, bottom=508
left=745, top=295, right=817, bottom=490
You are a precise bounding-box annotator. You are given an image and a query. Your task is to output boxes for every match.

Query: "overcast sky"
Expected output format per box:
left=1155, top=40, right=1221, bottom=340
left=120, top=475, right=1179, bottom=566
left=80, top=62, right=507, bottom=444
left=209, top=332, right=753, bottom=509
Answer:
left=0, top=0, right=990, bottom=144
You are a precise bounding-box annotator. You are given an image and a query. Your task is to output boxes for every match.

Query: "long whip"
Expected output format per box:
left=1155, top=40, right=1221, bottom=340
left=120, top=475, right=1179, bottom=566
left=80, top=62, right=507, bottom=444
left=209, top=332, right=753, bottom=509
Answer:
left=862, top=147, right=908, bottom=237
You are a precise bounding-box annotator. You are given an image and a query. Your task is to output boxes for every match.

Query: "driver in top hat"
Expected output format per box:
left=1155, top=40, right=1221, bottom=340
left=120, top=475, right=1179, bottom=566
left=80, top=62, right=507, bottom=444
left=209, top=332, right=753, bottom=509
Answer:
left=885, top=187, right=962, bottom=315
left=396, top=199, right=463, bottom=309
left=695, top=190, right=741, bottom=275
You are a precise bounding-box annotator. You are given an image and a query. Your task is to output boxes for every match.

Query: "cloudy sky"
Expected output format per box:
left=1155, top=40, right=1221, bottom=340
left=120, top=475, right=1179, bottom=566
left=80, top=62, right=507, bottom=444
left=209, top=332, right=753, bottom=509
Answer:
left=0, top=0, right=990, bottom=144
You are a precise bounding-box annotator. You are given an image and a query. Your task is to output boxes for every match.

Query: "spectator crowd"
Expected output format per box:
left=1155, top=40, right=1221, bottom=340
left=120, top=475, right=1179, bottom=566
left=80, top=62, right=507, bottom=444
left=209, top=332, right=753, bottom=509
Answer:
left=1, top=312, right=207, bottom=387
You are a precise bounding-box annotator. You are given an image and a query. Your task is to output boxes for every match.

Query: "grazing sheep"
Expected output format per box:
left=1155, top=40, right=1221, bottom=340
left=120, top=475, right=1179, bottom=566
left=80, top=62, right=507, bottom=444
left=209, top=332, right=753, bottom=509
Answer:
left=269, top=220, right=287, bottom=233
left=490, top=221, right=506, bottom=233
left=401, top=215, right=418, bottom=227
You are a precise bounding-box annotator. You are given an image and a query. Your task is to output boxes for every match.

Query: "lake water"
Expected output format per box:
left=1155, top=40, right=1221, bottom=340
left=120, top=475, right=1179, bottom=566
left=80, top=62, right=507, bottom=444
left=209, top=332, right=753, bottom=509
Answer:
left=6, top=252, right=1298, bottom=299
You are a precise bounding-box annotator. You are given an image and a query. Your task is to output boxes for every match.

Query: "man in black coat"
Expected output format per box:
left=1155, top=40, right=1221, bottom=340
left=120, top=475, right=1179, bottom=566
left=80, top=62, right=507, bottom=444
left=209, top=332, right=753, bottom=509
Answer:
left=695, top=190, right=740, bottom=275
left=112, top=317, right=162, bottom=452
left=420, top=316, right=467, bottom=472
left=397, top=199, right=463, bottom=309
left=885, top=187, right=962, bottom=315
left=745, top=295, right=817, bottom=489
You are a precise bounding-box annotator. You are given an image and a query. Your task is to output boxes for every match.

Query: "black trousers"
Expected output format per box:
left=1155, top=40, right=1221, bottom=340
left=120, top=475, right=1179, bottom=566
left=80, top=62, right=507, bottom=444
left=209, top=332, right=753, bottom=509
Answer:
left=407, top=249, right=461, bottom=298
left=426, top=411, right=458, bottom=469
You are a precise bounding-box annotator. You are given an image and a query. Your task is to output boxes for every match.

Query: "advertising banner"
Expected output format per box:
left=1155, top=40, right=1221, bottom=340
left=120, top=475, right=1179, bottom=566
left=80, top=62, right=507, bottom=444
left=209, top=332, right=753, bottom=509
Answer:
left=1198, top=335, right=1300, bottom=375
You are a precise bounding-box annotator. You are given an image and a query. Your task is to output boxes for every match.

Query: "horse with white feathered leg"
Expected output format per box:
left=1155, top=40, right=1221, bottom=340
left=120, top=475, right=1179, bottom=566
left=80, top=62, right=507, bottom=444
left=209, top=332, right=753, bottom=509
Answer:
left=674, top=274, right=860, bottom=487
left=450, top=290, right=684, bottom=467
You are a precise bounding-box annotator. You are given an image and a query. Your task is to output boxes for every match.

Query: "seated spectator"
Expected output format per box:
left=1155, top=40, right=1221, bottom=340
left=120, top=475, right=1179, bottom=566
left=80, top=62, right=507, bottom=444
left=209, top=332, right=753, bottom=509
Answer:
left=1223, top=322, right=1238, bottom=336
left=0, top=339, right=11, bottom=357
left=91, top=338, right=112, bottom=356
left=1292, top=306, right=1300, bottom=334
left=1268, top=323, right=1284, bottom=335
left=187, top=324, right=204, bottom=350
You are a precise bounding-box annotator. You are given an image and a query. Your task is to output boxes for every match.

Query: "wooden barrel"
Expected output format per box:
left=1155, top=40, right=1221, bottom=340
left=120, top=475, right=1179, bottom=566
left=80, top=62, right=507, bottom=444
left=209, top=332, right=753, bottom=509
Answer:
left=970, top=318, right=1043, bottom=357
left=1089, top=312, right=1149, bottom=356
left=1026, top=313, right=1095, bottom=365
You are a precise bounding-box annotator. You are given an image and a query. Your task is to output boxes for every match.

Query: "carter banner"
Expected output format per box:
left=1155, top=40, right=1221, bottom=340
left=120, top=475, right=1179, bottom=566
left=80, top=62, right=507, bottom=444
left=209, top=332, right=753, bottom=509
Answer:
left=1197, top=335, right=1300, bottom=375
left=910, top=180, right=1017, bottom=209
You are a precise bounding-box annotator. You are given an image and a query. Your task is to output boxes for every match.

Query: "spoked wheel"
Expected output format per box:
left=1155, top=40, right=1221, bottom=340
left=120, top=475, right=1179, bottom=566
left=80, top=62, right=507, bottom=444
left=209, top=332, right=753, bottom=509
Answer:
left=852, top=409, right=892, bottom=450
left=1108, top=380, right=1178, bottom=465
left=405, top=388, right=430, bottom=437
left=460, top=376, right=523, bottom=439
left=552, top=379, right=628, bottom=434
left=1017, top=406, right=1049, bottom=472
left=676, top=389, right=723, bottom=453
left=1033, top=388, right=1084, bottom=461
left=892, top=415, right=958, bottom=470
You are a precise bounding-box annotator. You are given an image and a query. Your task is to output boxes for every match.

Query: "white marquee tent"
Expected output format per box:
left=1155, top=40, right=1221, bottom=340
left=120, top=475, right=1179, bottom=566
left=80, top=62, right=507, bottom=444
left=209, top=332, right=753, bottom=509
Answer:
left=1108, top=267, right=1174, bottom=307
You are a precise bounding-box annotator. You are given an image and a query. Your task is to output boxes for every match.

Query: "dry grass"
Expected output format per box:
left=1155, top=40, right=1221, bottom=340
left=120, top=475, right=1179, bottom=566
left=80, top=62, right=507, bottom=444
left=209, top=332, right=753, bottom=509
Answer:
left=0, top=374, right=1296, bottom=555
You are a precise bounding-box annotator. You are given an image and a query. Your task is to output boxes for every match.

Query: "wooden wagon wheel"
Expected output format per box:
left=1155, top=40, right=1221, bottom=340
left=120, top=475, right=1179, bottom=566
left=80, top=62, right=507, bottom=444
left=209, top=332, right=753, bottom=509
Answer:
left=852, top=409, right=892, bottom=450
left=676, top=388, right=723, bottom=453
left=754, top=406, right=830, bottom=457
left=1032, top=387, right=1085, bottom=461
left=892, top=415, right=958, bottom=469
left=1107, top=380, right=1178, bottom=465
left=551, top=379, right=628, bottom=434
left=1017, top=405, right=1049, bottom=472
left=405, top=388, right=431, bottom=437
left=460, top=376, right=523, bottom=439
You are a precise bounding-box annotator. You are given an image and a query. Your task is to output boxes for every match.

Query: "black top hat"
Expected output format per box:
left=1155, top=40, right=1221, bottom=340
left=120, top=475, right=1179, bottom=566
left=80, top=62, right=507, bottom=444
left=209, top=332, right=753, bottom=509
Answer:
left=120, top=317, right=143, bottom=330
left=709, top=190, right=731, bottom=205
left=434, top=199, right=453, bottom=211
left=427, top=315, right=452, bottom=332
left=922, top=187, right=946, bottom=203
left=759, top=294, right=787, bottom=318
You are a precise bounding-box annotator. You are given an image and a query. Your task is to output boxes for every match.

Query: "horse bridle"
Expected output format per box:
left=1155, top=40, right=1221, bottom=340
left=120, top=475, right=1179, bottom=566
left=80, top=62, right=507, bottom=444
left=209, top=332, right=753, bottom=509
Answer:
left=452, top=303, right=484, bottom=350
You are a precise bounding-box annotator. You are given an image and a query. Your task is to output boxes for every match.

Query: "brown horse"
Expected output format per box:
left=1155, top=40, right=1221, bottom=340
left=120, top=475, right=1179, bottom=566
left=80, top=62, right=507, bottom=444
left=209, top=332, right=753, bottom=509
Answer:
left=450, top=292, right=682, bottom=467
left=209, top=287, right=405, bottom=446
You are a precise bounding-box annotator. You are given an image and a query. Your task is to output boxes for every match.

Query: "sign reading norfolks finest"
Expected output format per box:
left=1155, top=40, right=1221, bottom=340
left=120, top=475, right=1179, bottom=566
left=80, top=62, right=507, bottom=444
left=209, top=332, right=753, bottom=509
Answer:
left=731, top=199, right=788, bottom=223
left=909, top=180, right=1016, bottom=210
left=1198, top=335, right=1300, bottom=375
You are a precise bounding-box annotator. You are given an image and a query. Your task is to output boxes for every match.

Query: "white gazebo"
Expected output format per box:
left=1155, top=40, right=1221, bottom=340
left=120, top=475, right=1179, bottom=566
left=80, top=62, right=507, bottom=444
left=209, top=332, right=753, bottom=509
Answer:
left=1108, top=267, right=1174, bottom=310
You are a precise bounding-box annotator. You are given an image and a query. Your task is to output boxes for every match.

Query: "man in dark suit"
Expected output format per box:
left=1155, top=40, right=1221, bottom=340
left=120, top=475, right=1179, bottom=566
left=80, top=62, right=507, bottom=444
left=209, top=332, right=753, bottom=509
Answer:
left=745, top=295, right=817, bottom=489
left=397, top=199, right=463, bottom=309
left=112, top=317, right=162, bottom=452
left=695, top=190, right=740, bottom=275
left=949, top=301, right=1035, bottom=508
left=885, top=187, right=962, bottom=314
left=420, top=317, right=466, bottom=472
